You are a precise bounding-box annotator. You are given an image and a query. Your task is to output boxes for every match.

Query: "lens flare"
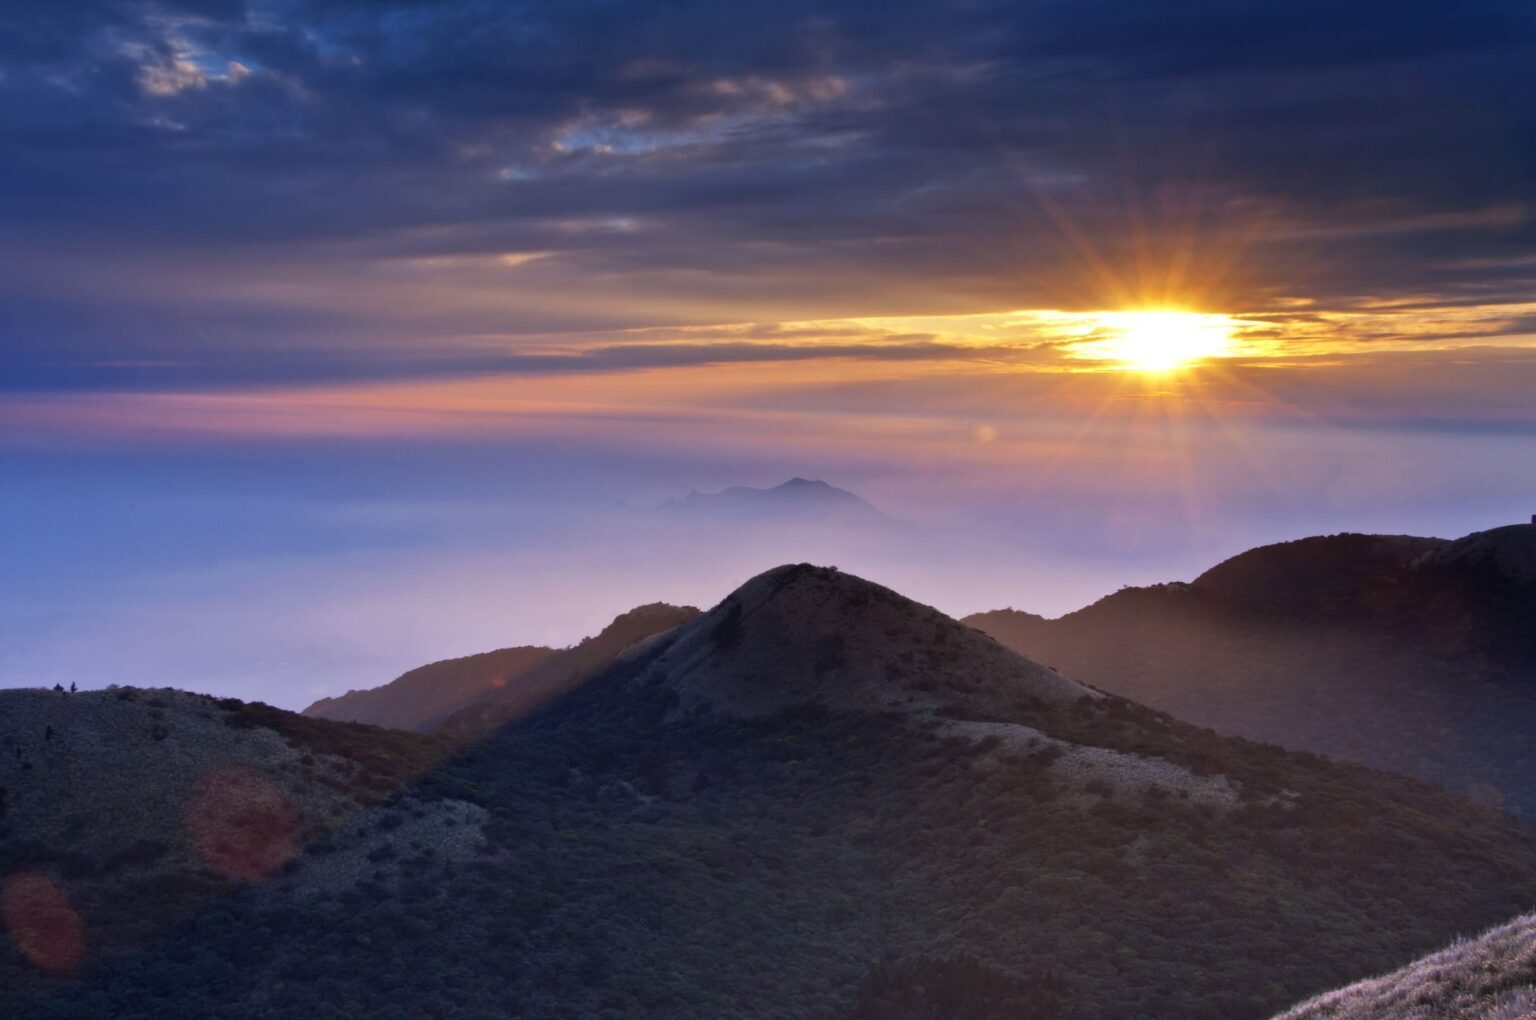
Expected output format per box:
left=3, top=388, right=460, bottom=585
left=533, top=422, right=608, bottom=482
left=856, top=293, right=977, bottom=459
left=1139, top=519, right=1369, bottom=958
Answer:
left=185, top=767, right=298, bottom=880
left=4, top=871, right=85, bottom=974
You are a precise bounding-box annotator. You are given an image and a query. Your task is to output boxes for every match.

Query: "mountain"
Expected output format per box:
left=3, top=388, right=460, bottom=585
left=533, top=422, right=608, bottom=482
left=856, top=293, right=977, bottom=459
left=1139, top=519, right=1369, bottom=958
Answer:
left=17, top=565, right=1536, bottom=1020
left=433, top=602, right=699, bottom=738
left=1271, top=911, right=1536, bottom=1019
left=304, top=646, right=556, bottom=732
left=965, top=523, right=1536, bottom=815
left=302, top=604, right=698, bottom=737
left=0, top=687, right=448, bottom=998
left=661, top=477, right=886, bottom=522
left=1419, top=523, right=1536, bottom=587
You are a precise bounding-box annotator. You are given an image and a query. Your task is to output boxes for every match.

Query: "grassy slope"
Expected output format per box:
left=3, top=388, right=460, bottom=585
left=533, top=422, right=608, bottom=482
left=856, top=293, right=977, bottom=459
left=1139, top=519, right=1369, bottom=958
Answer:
left=1272, top=912, right=1536, bottom=1019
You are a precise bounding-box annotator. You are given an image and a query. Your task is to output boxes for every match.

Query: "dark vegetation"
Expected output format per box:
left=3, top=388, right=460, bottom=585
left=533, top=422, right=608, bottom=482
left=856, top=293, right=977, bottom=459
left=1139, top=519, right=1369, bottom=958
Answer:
left=854, top=956, right=1066, bottom=1020
left=966, top=529, right=1536, bottom=815
left=0, top=687, right=457, bottom=1008
left=219, top=697, right=453, bottom=801
left=19, top=622, right=1536, bottom=1020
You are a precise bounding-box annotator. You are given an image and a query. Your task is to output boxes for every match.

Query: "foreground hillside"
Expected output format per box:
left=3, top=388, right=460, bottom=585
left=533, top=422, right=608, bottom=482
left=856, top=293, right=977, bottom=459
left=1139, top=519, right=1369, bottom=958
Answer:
left=304, top=604, right=698, bottom=736
left=0, top=688, right=448, bottom=999
left=1272, top=912, right=1536, bottom=1019
left=14, top=565, right=1536, bottom=1020
left=966, top=525, right=1536, bottom=815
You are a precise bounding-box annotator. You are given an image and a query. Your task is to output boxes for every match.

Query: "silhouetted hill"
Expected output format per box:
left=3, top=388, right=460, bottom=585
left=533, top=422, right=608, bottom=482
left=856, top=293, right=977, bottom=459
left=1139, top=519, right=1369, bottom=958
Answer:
left=1272, top=911, right=1536, bottom=1019
left=965, top=523, right=1536, bottom=815
left=1420, top=524, right=1536, bottom=586
left=304, top=646, right=556, bottom=732
left=18, top=565, right=1536, bottom=1020
left=432, top=602, right=699, bottom=738
left=0, top=687, right=450, bottom=1000
left=302, top=604, right=698, bottom=739
left=1190, top=533, right=1446, bottom=612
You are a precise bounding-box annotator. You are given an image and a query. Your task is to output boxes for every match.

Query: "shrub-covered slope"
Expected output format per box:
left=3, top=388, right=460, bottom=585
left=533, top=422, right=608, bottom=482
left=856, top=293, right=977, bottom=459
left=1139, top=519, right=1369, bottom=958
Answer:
left=1272, top=911, right=1536, bottom=1019
left=14, top=565, right=1536, bottom=1020
left=965, top=525, right=1536, bottom=815
left=0, top=688, right=450, bottom=1002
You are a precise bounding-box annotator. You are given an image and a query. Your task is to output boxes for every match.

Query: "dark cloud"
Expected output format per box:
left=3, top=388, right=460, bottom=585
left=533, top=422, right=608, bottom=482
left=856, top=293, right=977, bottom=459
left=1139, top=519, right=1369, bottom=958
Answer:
left=1, top=0, right=1534, bottom=389
left=0, top=309, right=1037, bottom=390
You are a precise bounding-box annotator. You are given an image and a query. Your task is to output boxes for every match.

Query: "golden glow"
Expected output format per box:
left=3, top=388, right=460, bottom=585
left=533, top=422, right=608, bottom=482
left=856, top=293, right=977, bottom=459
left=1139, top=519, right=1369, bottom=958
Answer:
left=1082, top=310, right=1236, bottom=372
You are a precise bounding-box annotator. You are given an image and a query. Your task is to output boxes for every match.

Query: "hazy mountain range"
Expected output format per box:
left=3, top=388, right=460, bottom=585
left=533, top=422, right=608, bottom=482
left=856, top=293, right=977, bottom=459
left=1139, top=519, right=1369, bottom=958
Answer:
left=966, top=523, right=1536, bottom=815
left=7, top=558, right=1536, bottom=1018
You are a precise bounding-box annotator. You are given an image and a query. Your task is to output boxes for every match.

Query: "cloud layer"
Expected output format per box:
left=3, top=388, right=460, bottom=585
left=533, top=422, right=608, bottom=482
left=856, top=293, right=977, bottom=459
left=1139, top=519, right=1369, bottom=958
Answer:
left=3, top=0, right=1535, bottom=389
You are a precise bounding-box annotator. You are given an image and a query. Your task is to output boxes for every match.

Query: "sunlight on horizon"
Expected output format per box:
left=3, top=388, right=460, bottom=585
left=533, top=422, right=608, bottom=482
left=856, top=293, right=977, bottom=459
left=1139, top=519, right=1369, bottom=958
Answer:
left=1078, top=310, right=1237, bottom=372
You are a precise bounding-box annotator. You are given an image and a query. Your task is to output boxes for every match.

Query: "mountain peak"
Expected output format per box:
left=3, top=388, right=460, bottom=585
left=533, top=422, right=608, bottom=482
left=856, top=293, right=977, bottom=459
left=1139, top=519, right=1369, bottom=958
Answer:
left=627, top=563, right=1089, bottom=720
left=659, top=478, right=885, bottom=521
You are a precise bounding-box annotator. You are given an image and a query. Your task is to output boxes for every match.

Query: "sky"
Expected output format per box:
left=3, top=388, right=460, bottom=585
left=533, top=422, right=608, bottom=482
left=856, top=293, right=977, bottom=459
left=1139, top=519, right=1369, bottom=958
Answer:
left=3, top=0, right=1536, bottom=707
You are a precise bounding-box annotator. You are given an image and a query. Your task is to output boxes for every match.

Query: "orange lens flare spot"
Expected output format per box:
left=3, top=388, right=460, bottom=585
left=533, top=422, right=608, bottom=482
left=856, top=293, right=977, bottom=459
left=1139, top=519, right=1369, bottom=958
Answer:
left=186, top=767, right=298, bottom=880
left=4, top=871, right=85, bottom=974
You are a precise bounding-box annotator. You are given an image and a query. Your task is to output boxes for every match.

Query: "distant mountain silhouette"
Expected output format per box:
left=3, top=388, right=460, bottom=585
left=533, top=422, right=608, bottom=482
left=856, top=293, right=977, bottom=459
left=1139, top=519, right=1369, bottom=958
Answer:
left=20, top=564, right=1536, bottom=1020
left=303, top=604, right=698, bottom=737
left=660, top=477, right=886, bottom=522
left=966, top=523, right=1536, bottom=814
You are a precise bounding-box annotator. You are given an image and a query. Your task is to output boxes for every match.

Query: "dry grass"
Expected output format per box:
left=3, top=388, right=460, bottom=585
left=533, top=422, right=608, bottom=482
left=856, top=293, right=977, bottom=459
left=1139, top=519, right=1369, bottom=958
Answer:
left=1274, top=912, right=1536, bottom=1019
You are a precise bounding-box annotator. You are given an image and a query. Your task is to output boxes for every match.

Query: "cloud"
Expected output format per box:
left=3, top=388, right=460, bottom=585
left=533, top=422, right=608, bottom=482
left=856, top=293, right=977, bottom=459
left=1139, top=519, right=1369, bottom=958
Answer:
left=1, top=0, right=1534, bottom=390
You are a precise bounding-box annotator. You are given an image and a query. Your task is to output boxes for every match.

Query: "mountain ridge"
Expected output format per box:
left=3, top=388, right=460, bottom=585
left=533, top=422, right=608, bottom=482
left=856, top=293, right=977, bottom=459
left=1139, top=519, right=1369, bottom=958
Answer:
left=302, top=603, right=699, bottom=736
left=433, top=602, right=700, bottom=738
left=964, top=522, right=1536, bottom=814
left=19, top=562, right=1536, bottom=1020
left=304, top=645, right=557, bottom=732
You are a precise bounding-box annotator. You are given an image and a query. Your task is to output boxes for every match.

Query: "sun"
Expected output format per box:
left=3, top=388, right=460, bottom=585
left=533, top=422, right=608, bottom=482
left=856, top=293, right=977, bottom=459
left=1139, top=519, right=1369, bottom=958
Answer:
left=1086, top=310, right=1235, bottom=372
